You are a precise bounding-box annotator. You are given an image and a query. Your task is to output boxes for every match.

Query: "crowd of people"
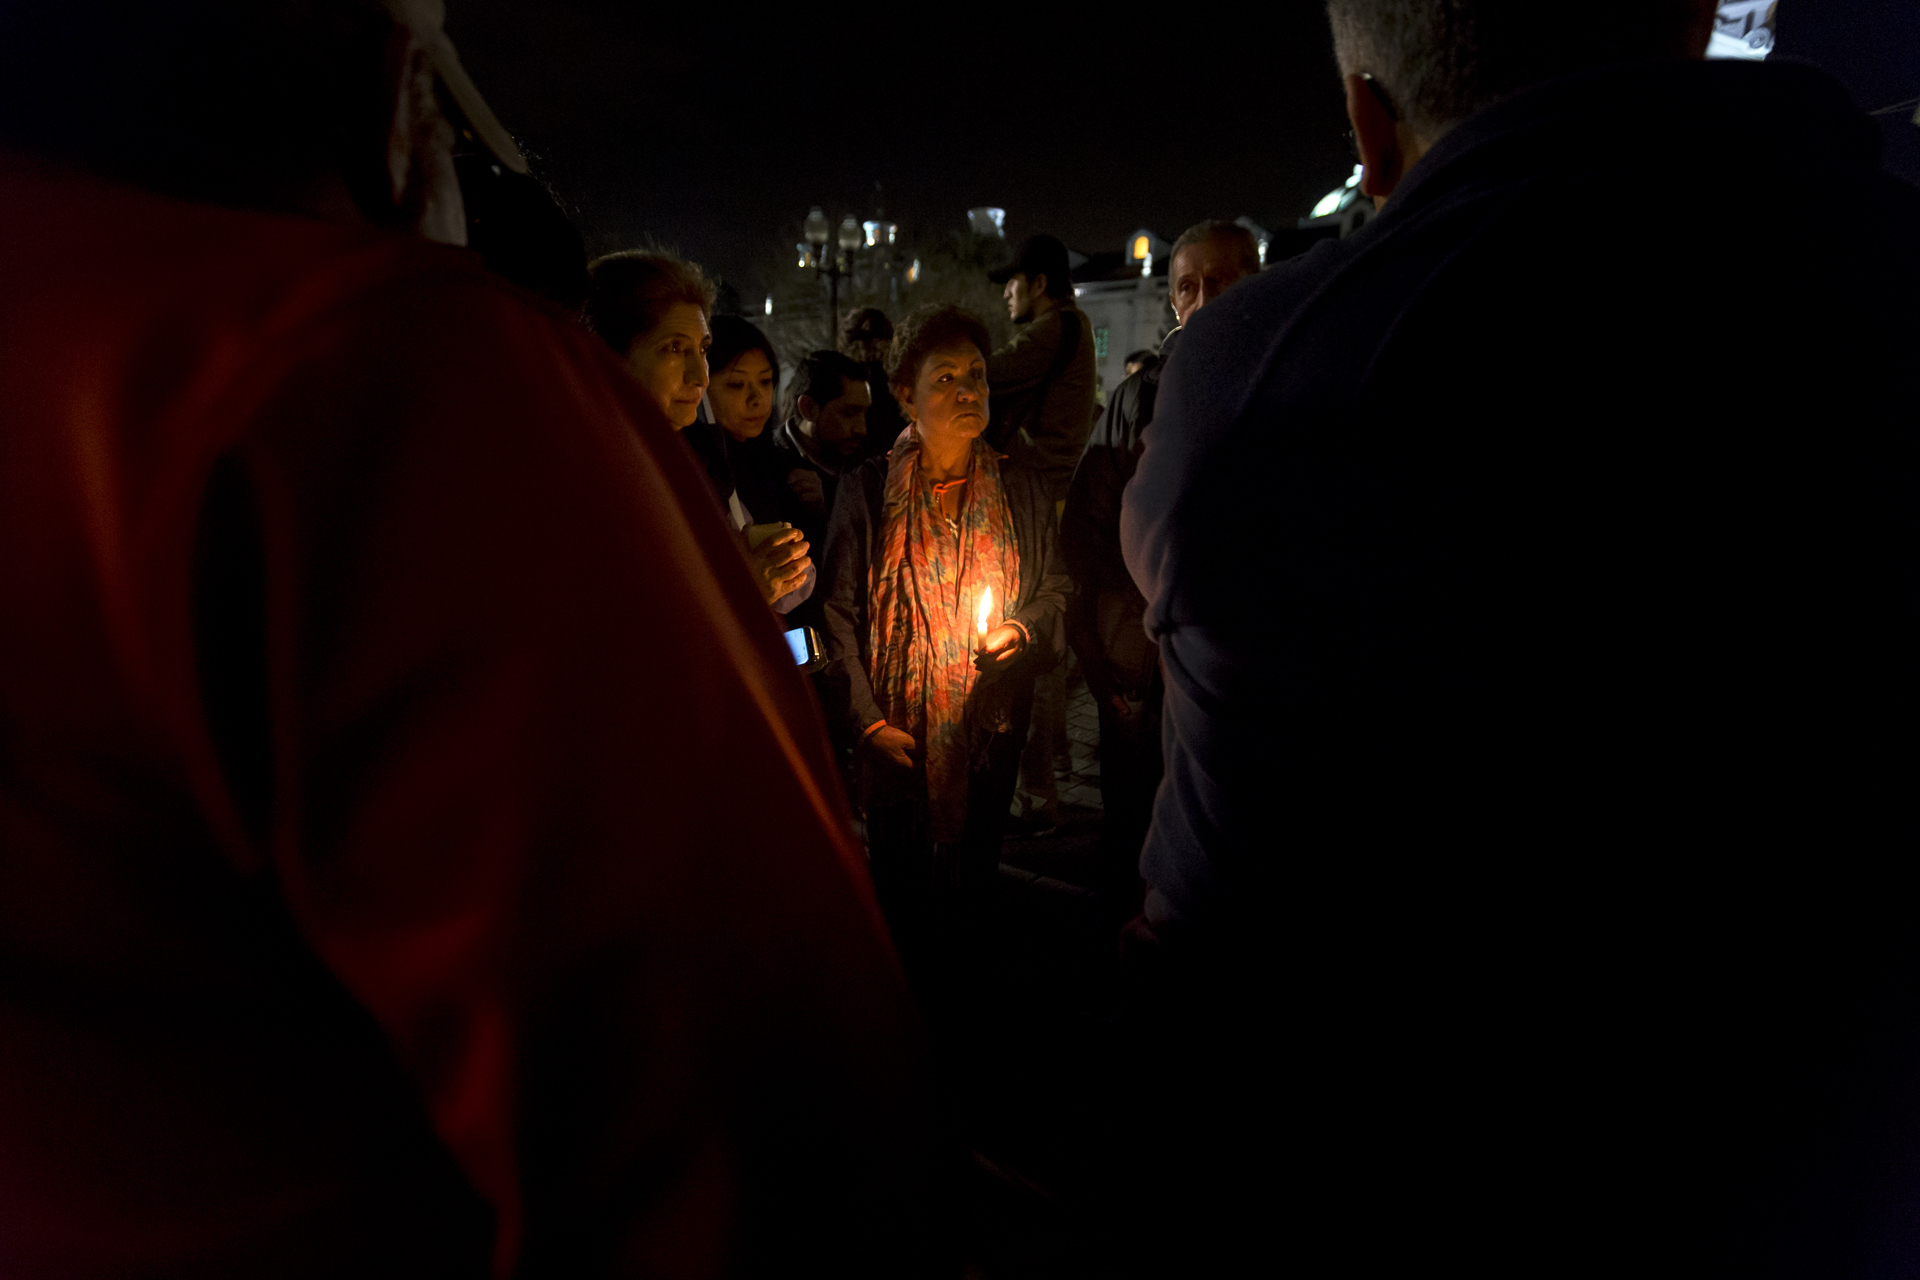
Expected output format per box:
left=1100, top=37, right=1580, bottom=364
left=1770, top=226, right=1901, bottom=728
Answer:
left=571, top=220, right=1286, bottom=981
left=3, top=0, right=1919, bottom=1275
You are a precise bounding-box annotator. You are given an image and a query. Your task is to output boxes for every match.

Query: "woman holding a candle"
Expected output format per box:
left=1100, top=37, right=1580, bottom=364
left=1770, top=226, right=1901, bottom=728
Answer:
left=820, top=304, right=1068, bottom=963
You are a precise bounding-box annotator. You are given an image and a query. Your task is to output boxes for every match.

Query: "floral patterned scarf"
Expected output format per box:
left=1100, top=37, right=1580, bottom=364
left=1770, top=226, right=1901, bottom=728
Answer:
left=867, top=427, right=1022, bottom=841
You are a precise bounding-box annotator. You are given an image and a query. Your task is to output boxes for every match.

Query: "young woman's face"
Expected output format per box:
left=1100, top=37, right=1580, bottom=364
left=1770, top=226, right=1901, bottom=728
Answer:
left=898, top=344, right=988, bottom=445
left=709, top=348, right=777, bottom=442
left=623, top=302, right=710, bottom=430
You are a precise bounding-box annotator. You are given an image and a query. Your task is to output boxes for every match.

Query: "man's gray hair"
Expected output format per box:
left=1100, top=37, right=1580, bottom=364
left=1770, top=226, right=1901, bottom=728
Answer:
left=1326, top=0, right=1714, bottom=137
left=1169, top=221, right=1262, bottom=277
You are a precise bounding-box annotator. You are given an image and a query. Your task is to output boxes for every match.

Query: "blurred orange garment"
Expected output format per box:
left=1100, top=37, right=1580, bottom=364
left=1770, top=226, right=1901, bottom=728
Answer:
left=0, top=155, right=936, bottom=1279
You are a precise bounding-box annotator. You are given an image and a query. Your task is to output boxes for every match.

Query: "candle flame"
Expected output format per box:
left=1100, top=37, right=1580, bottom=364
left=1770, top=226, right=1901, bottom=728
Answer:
left=976, top=585, right=992, bottom=636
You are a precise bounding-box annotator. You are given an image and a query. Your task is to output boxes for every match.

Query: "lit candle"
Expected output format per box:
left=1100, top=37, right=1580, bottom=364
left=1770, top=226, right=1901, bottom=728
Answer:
left=976, top=585, right=993, bottom=640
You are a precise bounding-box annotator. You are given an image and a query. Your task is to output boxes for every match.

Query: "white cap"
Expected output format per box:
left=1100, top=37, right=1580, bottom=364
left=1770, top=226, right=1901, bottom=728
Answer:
left=373, top=0, right=528, bottom=174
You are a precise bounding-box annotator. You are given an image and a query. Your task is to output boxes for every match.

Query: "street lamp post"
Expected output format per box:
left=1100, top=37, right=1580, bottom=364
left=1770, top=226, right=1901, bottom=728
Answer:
left=803, top=206, right=865, bottom=340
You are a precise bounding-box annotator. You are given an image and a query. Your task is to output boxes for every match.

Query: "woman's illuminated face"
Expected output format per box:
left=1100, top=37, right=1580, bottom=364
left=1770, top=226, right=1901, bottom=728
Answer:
left=898, top=343, right=989, bottom=444
left=623, top=302, right=710, bottom=430
left=709, top=348, right=777, bottom=442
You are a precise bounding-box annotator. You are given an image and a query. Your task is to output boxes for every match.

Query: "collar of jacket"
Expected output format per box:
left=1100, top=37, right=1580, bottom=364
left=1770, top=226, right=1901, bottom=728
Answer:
left=773, top=415, right=844, bottom=476
left=1379, top=58, right=1878, bottom=231
left=1153, top=326, right=1181, bottom=382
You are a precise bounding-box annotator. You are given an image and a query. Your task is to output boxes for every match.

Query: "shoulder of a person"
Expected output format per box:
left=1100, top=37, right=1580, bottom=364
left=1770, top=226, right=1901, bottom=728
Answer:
left=1094, top=370, right=1147, bottom=441
left=325, top=236, right=582, bottom=344
left=997, top=457, right=1049, bottom=510
left=4, top=172, right=631, bottom=442
left=1217, top=239, right=1353, bottom=330
left=1163, top=248, right=1353, bottom=395
left=767, top=429, right=809, bottom=469
left=223, top=205, right=541, bottom=333
left=1017, top=308, right=1065, bottom=346
left=12, top=170, right=567, bottom=362
left=852, top=454, right=890, bottom=503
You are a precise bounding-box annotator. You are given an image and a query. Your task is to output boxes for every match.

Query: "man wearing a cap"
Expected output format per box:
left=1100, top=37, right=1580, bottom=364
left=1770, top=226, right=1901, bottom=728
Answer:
left=986, top=233, right=1098, bottom=501
left=984, top=234, right=1096, bottom=834
left=0, top=3, right=935, bottom=1275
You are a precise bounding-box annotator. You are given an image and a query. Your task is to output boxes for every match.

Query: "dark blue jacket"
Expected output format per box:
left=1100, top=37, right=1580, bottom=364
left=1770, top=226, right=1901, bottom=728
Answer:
left=1122, top=56, right=1919, bottom=1265
left=1126, top=55, right=1917, bottom=928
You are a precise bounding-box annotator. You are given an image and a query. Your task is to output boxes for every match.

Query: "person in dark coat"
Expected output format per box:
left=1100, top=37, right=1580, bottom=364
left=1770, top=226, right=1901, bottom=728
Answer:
left=986, top=233, right=1098, bottom=833
left=765, top=348, right=873, bottom=558
left=1061, top=219, right=1259, bottom=923
left=0, top=2, right=939, bottom=1273
left=820, top=304, right=1068, bottom=976
left=986, top=233, right=1098, bottom=501
left=1117, top=0, right=1920, bottom=1272
left=841, top=306, right=908, bottom=461
left=705, top=313, right=788, bottom=528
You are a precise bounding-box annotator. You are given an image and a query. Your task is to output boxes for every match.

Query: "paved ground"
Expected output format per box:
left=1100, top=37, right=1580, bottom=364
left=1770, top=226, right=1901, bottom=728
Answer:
left=953, top=662, right=1156, bottom=1277
left=1058, top=667, right=1104, bottom=812
left=853, top=660, right=1164, bottom=1275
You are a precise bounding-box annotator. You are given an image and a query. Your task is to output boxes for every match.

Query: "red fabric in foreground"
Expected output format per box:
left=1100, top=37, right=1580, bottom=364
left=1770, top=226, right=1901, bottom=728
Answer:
left=0, top=158, right=936, bottom=1278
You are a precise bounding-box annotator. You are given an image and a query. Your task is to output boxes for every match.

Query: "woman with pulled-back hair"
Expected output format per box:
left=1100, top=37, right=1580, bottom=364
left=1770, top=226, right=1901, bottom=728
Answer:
left=587, top=251, right=811, bottom=610
left=819, top=304, right=1067, bottom=968
left=705, top=314, right=789, bottom=534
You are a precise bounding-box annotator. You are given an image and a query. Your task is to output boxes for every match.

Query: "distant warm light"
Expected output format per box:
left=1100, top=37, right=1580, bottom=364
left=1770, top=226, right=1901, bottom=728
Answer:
left=908, top=258, right=921, bottom=284
left=1132, top=234, right=1149, bottom=260
left=764, top=294, right=773, bottom=317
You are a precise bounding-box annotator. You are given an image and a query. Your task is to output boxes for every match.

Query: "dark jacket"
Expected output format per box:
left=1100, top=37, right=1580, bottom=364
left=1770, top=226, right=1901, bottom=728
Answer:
left=1121, top=55, right=1919, bottom=1273
left=1061, top=327, right=1177, bottom=703
left=820, top=453, right=1070, bottom=744
left=855, top=359, right=909, bottom=462
left=740, top=418, right=850, bottom=630
left=683, top=412, right=815, bottom=614
left=723, top=426, right=789, bottom=535
left=761, top=416, right=850, bottom=557
left=987, top=304, right=1097, bottom=500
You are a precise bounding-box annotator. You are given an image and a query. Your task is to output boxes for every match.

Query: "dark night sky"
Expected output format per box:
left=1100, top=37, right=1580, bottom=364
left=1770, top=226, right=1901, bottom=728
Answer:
left=442, top=3, right=1358, bottom=296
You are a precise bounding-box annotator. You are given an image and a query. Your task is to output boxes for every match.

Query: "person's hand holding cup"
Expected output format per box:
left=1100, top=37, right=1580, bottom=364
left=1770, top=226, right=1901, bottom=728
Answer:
left=744, top=521, right=810, bottom=605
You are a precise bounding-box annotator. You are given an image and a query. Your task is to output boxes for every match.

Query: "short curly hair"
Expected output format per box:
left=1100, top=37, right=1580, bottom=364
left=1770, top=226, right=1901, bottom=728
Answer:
left=585, top=250, right=715, bottom=356
left=884, top=304, right=991, bottom=396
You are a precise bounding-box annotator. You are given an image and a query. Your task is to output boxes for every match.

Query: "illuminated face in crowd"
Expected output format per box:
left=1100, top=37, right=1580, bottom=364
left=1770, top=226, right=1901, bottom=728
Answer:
left=1169, top=239, right=1257, bottom=328
left=623, top=302, right=710, bottom=430
left=709, top=348, right=777, bottom=442
left=800, top=376, right=872, bottom=461
left=898, top=345, right=989, bottom=444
